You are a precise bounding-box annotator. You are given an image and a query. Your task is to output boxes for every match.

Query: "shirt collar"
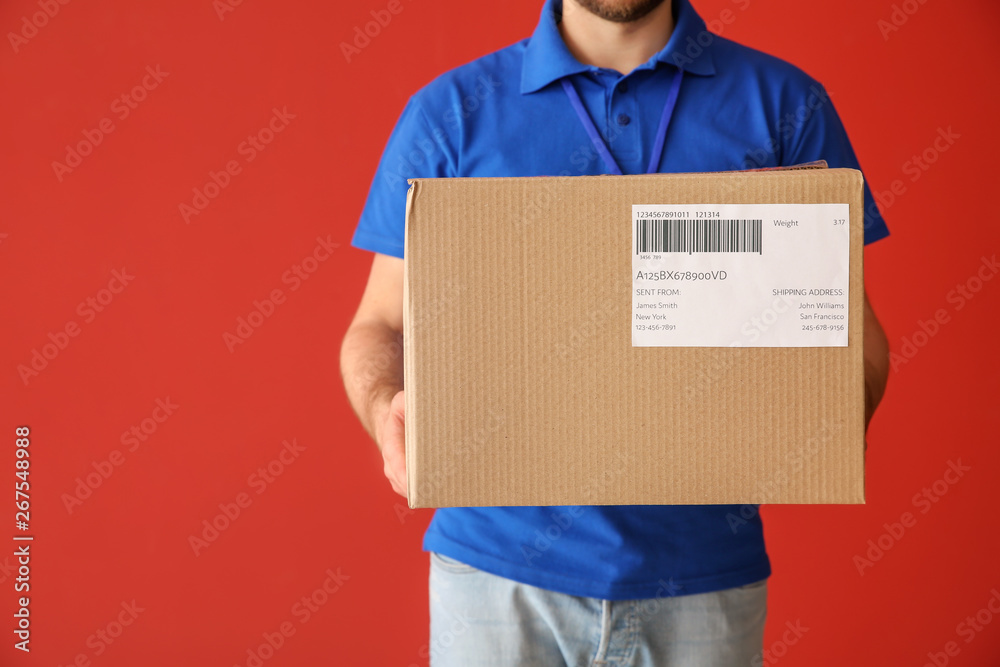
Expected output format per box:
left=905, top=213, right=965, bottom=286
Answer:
left=520, top=0, right=716, bottom=95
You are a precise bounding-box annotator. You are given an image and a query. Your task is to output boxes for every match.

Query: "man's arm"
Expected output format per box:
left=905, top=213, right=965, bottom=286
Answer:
left=863, top=289, right=890, bottom=431
left=340, top=253, right=407, bottom=497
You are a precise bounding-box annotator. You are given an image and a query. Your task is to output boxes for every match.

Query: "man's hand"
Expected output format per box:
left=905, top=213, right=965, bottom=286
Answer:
left=863, top=290, right=890, bottom=436
left=340, top=253, right=406, bottom=498
left=376, top=390, right=407, bottom=497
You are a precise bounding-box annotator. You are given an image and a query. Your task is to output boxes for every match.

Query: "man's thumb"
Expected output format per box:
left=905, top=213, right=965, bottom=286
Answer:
left=390, top=391, right=405, bottom=421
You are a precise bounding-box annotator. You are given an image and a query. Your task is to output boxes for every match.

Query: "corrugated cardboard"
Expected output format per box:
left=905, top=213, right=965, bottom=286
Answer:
left=403, top=168, right=865, bottom=508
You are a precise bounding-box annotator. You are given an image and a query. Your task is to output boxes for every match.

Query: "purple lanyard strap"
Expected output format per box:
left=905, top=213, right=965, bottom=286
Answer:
left=561, top=68, right=684, bottom=176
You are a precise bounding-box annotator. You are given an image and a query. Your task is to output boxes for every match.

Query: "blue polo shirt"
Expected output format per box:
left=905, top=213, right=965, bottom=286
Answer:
left=352, top=0, right=889, bottom=600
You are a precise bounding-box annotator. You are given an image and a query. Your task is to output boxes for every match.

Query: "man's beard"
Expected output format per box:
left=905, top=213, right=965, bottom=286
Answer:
left=570, top=0, right=667, bottom=23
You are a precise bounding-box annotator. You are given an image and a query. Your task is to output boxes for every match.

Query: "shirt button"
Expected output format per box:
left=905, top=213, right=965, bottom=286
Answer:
left=619, top=81, right=629, bottom=93
left=616, top=113, right=631, bottom=126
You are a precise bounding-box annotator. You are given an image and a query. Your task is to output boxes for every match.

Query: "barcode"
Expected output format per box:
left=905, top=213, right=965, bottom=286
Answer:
left=635, top=218, right=762, bottom=254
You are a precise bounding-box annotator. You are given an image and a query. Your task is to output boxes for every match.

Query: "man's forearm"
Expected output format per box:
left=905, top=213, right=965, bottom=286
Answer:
left=340, top=321, right=404, bottom=446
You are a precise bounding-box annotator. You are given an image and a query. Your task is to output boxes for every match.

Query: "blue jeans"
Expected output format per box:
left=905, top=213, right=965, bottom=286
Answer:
left=429, top=552, right=767, bottom=667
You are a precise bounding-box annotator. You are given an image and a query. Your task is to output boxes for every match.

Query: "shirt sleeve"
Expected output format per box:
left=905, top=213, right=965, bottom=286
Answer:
left=351, top=95, right=456, bottom=259
left=783, top=83, right=890, bottom=246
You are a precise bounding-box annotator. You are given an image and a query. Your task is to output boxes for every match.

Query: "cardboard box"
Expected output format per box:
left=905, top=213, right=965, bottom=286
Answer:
left=403, top=167, right=865, bottom=508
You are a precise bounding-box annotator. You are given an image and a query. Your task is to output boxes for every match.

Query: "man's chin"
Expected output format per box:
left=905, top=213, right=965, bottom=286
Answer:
left=570, top=0, right=667, bottom=23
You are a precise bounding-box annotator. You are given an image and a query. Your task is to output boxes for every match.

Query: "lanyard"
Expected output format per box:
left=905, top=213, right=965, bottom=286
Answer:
left=561, top=68, right=683, bottom=175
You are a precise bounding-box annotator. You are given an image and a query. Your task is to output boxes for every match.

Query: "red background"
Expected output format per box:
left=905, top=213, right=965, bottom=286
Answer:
left=2, top=0, right=998, bottom=665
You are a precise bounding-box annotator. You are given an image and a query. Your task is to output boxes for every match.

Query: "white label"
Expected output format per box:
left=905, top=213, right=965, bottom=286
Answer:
left=632, top=204, right=850, bottom=347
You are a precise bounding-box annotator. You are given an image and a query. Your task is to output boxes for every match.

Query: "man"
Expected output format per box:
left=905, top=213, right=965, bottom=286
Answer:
left=341, top=0, right=890, bottom=664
